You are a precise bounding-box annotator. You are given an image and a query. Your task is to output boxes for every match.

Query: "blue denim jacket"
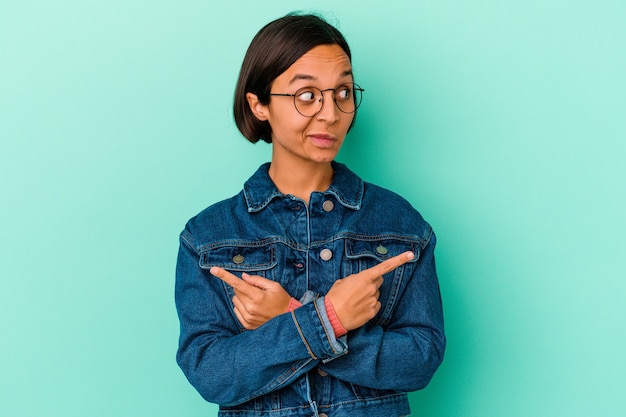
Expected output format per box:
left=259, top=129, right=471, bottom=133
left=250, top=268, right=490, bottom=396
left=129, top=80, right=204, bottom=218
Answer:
left=175, top=162, right=445, bottom=416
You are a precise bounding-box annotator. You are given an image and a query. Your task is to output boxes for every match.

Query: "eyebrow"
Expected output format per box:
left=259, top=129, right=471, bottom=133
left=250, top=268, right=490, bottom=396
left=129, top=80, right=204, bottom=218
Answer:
left=288, top=69, right=353, bottom=85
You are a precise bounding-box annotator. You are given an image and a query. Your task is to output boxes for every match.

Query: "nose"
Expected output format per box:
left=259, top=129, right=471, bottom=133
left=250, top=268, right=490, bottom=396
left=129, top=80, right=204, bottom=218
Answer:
left=315, top=90, right=339, bottom=123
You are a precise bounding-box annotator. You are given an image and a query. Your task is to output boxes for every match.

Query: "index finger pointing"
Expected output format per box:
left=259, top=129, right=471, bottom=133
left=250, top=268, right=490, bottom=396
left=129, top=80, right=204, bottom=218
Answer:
left=210, top=267, right=248, bottom=293
left=363, top=251, right=414, bottom=279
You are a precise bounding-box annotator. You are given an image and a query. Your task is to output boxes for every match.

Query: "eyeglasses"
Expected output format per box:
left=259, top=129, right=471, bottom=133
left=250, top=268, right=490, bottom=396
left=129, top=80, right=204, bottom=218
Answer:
left=269, top=83, right=364, bottom=117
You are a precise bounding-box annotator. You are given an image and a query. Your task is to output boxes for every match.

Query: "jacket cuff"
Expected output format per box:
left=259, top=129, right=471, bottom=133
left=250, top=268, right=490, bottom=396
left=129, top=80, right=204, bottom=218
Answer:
left=290, top=295, right=348, bottom=361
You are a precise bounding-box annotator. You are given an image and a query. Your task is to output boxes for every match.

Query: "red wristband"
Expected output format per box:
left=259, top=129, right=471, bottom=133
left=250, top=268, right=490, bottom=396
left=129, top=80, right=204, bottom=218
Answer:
left=286, top=297, right=303, bottom=312
left=324, top=296, right=347, bottom=337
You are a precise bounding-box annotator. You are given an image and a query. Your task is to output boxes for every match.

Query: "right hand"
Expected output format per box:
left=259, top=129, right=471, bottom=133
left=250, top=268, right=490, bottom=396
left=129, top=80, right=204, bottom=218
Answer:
left=326, top=251, right=414, bottom=331
left=210, top=267, right=292, bottom=330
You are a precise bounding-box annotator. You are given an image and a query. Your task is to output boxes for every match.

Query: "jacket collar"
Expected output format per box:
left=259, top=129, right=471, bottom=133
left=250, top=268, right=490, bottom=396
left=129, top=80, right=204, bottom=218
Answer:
left=243, top=161, right=364, bottom=212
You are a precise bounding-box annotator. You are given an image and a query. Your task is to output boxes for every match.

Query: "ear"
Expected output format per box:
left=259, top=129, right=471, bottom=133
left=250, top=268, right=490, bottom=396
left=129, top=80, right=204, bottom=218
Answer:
left=246, top=92, right=268, bottom=121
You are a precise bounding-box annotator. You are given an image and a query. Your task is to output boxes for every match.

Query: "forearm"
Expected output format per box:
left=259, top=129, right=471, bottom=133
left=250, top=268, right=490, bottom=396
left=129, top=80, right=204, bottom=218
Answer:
left=177, top=310, right=318, bottom=405
left=320, top=322, right=445, bottom=391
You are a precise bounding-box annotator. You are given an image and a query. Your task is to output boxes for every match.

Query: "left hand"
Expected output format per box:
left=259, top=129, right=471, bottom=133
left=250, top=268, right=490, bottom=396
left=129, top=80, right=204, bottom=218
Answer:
left=210, top=267, right=292, bottom=330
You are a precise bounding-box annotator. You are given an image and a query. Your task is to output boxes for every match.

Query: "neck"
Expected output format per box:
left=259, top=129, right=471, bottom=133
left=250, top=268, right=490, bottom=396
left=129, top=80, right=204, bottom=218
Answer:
left=268, top=159, right=334, bottom=205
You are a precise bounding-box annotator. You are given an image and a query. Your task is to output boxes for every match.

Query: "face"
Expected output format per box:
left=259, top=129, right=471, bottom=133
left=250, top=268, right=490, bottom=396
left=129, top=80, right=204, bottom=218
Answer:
left=247, top=44, right=355, bottom=166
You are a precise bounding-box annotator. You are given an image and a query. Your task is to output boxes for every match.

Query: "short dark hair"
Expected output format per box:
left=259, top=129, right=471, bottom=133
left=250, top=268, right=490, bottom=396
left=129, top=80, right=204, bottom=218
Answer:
left=234, top=13, right=353, bottom=143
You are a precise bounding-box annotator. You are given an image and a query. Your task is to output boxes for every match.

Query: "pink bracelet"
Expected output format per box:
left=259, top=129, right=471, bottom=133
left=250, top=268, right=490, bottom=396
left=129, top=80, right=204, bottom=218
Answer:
left=324, top=296, right=347, bottom=337
left=286, top=297, right=303, bottom=312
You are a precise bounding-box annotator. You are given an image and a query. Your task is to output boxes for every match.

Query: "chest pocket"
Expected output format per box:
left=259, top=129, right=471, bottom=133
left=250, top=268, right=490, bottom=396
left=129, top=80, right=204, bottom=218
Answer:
left=344, top=238, right=420, bottom=326
left=199, top=243, right=278, bottom=297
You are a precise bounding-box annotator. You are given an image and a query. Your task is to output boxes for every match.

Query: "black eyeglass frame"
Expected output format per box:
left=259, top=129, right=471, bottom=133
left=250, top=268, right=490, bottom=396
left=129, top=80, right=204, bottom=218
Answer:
left=269, top=83, right=364, bottom=117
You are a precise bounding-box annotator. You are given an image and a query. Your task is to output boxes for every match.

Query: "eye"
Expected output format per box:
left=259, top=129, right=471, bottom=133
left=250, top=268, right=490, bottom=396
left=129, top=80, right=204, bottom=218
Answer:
left=336, top=85, right=352, bottom=101
left=296, top=89, right=317, bottom=103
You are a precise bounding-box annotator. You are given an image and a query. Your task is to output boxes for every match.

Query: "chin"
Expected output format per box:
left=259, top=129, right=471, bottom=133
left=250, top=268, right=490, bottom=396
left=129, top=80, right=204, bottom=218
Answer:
left=311, top=152, right=339, bottom=163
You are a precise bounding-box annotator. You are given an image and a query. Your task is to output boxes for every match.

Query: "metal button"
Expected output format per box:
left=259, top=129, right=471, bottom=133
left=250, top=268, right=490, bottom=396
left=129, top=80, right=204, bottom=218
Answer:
left=318, top=368, right=329, bottom=377
left=232, top=254, right=244, bottom=264
left=319, top=248, right=333, bottom=261
left=322, top=200, right=334, bottom=212
left=376, top=245, right=388, bottom=255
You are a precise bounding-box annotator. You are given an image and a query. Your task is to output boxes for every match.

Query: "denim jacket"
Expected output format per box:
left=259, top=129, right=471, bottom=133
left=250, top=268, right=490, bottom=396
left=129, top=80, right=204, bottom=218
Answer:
left=175, top=162, right=445, bottom=416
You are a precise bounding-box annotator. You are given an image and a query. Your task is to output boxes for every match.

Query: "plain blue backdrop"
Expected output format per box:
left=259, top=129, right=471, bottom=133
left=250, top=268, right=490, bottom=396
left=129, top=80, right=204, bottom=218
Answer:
left=1, top=1, right=625, bottom=416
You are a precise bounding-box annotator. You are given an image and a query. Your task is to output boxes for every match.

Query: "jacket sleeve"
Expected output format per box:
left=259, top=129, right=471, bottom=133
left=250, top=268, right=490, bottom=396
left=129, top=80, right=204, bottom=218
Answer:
left=175, top=229, right=347, bottom=406
left=319, top=231, right=446, bottom=392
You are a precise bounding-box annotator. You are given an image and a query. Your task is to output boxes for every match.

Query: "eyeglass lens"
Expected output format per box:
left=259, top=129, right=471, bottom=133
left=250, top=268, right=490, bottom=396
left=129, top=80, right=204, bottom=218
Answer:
left=293, top=84, right=362, bottom=117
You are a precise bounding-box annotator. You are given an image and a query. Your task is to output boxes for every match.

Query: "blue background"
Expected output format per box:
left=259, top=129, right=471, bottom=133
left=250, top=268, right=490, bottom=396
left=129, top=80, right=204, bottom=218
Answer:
left=1, top=1, right=625, bottom=415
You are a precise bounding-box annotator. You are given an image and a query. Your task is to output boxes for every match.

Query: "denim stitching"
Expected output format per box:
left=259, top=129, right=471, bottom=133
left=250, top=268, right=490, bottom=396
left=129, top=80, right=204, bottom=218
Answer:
left=291, top=311, right=318, bottom=360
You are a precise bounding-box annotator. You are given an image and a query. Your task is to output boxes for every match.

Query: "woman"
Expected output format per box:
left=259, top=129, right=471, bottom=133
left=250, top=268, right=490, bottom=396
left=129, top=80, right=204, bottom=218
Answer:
left=175, top=13, right=445, bottom=417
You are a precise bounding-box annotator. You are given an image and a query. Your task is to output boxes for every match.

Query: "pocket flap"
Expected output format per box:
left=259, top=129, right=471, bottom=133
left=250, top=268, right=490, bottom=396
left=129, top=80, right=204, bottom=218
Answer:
left=199, top=243, right=277, bottom=271
left=345, top=238, right=420, bottom=263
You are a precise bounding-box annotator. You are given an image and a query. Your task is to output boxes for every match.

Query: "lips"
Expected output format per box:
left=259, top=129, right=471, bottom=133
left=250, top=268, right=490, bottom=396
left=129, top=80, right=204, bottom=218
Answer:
left=308, top=133, right=337, bottom=148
